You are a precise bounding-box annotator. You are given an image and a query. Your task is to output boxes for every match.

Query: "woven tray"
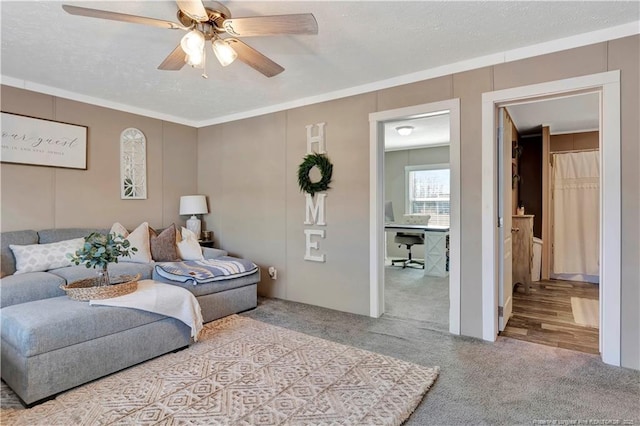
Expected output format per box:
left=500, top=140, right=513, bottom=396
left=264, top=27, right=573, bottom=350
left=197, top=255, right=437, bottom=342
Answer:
left=60, top=274, right=141, bottom=301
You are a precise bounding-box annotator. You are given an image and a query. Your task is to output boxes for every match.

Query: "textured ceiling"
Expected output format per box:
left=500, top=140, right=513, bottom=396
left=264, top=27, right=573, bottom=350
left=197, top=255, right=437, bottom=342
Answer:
left=507, top=92, right=600, bottom=135
left=1, top=1, right=638, bottom=127
left=385, top=113, right=450, bottom=152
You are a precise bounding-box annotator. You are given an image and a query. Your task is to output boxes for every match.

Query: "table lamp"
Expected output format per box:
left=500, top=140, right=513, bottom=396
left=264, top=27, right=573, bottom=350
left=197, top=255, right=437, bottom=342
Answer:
left=179, top=195, right=208, bottom=239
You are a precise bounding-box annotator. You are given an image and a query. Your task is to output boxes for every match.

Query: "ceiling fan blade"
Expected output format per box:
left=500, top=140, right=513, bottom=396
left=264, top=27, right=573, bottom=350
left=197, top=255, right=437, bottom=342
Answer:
left=62, top=5, right=185, bottom=29
left=176, top=0, right=209, bottom=22
left=222, top=14, right=318, bottom=37
left=158, top=45, right=186, bottom=70
left=227, top=39, right=284, bottom=78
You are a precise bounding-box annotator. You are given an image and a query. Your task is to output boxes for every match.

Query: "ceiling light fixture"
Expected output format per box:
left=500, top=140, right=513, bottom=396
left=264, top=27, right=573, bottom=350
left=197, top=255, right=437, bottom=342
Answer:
left=180, top=29, right=205, bottom=57
left=181, top=29, right=205, bottom=70
left=186, top=49, right=205, bottom=69
left=212, top=38, right=237, bottom=67
left=179, top=29, right=237, bottom=76
left=395, top=125, right=414, bottom=136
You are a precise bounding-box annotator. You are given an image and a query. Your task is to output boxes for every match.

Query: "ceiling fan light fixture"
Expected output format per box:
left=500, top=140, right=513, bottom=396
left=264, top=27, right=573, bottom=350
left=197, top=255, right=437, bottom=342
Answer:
left=396, top=126, right=414, bottom=136
left=186, top=50, right=205, bottom=69
left=180, top=29, right=205, bottom=56
left=61, top=3, right=319, bottom=78
left=212, top=38, right=237, bottom=67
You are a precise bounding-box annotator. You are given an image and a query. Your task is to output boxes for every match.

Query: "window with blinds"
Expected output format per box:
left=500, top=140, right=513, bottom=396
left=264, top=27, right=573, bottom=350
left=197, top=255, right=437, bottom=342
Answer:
left=405, top=164, right=450, bottom=226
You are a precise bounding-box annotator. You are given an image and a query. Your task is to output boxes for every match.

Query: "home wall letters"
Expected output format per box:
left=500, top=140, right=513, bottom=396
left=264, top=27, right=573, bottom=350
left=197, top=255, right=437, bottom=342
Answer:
left=300, top=122, right=332, bottom=262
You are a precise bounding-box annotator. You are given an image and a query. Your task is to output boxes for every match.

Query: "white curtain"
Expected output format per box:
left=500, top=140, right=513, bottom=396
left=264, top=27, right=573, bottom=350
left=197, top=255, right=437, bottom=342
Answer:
left=552, top=151, right=600, bottom=276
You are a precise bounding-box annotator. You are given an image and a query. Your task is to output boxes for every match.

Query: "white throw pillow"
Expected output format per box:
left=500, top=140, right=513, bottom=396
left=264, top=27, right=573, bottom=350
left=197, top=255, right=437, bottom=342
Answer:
left=10, top=238, right=85, bottom=274
left=110, top=222, right=129, bottom=238
left=177, top=227, right=204, bottom=261
left=118, top=222, right=152, bottom=264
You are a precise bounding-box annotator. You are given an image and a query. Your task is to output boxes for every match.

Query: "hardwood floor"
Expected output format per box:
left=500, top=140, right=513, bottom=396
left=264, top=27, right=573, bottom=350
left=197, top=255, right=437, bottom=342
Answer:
left=501, top=279, right=600, bottom=354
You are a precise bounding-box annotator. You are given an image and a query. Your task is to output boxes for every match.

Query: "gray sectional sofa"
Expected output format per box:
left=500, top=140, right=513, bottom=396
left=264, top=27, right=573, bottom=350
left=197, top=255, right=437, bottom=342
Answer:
left=0, top=228, right=259, bottom=405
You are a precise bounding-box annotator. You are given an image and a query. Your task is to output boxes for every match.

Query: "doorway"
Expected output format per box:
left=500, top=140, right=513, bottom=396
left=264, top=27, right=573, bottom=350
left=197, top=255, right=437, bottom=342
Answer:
left=481, top=71, right=621, bottom=366
left=383, top=114, right=451, bottom=331
left=369, top=99, right=461, bottom=335
left=499, top=96, right=602, bottom=354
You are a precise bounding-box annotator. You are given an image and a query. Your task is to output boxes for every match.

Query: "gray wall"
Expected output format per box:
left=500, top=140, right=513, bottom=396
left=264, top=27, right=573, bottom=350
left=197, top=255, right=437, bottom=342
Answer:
left=197, top=35, right=639, bottom=369
left=1, top=36, right=637, bottom=370
left=198, top=94, right=375, bottom=315
left=0, top=86, right=198, bottom=231
left=385, top=146, right=450, bottom=259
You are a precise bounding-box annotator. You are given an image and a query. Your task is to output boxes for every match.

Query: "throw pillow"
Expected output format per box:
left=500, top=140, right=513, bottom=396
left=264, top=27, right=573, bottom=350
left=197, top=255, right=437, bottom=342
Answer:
left=10, top=238, right=85, bottom=274
left=118, top=222, right=152, bottom=263
left=110, top=222, right=129, bottom=238
left=177, top=227, right=204, bottom=261
left=149, top=224, right=180, bottom=262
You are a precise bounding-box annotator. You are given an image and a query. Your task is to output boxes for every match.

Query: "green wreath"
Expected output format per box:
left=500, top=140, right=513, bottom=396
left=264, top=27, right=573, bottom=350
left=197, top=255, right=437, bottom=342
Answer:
left=297, top=153, right=333, bottom=196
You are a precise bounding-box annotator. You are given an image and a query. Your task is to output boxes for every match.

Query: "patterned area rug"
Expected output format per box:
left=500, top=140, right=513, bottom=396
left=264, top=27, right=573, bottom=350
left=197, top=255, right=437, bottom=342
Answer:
left=1, top=315, right=439, bottom=425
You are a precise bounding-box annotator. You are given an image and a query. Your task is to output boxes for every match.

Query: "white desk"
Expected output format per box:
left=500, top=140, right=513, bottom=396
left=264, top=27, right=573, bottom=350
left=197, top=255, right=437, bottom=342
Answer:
left=385, top=224, right=450, bottom=277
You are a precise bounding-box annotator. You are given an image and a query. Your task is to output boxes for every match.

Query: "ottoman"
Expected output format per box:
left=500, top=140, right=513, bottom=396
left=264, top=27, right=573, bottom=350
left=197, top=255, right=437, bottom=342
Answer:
left=1, top=296, right=191, bottom=405
left=152, top=257, right=261, bottom=323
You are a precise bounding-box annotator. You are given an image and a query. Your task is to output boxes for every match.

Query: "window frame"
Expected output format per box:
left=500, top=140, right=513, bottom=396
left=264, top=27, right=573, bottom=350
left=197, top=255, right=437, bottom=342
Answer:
left=404, top=163, right=450, bottom=224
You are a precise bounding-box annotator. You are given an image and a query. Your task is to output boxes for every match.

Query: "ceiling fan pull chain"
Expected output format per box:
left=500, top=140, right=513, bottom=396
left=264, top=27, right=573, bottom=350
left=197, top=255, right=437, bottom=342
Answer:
left=201, top=51, right=208, bottom=79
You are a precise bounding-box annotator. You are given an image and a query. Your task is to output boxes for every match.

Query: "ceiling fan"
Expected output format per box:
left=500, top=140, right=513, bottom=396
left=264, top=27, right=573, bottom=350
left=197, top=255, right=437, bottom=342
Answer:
left=62, top=0, right=318, bottom=78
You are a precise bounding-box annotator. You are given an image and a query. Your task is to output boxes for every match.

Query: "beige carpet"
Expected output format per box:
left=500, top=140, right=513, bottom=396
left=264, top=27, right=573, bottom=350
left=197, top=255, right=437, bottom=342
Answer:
left=1, top=315, right=439, bottom=425
left=571, top=297, right=599, bottom=328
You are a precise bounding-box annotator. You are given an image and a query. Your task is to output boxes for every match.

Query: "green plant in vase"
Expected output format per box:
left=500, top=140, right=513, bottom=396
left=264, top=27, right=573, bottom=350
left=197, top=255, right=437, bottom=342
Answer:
left=68, top=232, right=138, bottom=287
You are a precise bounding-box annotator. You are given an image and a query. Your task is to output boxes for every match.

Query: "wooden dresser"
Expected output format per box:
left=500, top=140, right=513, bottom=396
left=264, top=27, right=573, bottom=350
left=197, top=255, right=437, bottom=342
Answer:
left=512, top=215, right=534, bottom=294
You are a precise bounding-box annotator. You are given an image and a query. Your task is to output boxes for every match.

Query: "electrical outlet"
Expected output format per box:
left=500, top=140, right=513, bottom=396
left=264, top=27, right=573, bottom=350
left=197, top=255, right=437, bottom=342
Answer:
left=268, top=266, right=277, bottom=280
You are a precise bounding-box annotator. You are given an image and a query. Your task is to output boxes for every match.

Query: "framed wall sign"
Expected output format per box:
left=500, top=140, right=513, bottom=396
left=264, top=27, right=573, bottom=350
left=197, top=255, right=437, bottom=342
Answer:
left=1, top=112, right=87, bottom=170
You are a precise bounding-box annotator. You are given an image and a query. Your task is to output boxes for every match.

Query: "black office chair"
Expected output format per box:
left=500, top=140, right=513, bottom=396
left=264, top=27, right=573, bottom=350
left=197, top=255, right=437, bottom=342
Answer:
left=391, top=232, right=425, bottom=269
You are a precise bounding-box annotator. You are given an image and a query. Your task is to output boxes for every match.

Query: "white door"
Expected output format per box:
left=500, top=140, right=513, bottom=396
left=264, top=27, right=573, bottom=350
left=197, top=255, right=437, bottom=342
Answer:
left=498, top=108, right=513, bottom=331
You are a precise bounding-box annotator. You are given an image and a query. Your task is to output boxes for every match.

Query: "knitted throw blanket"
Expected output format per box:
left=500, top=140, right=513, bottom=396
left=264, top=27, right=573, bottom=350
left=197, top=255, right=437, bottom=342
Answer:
left=155, top=257, right=258, bottom=285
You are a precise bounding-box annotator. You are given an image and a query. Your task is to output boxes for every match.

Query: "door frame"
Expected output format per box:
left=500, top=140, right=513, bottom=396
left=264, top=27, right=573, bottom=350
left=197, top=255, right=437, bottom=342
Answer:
left=369, top=98, right=461, bottom=335
left=481, top=71, right=621, bottom=366
left=497, top=107, right=513, bottom=331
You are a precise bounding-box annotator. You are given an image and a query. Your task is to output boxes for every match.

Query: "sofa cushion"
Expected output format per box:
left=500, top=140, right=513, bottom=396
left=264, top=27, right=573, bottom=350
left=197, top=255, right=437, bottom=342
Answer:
left=0, top=272, right=66, bottom=308
left=37, top=228, right=109, bottom=244
left=48, top=263, right=154, bottom=283
left=202, top=247, right=228, bottom=259
left=149, top=224, right=180, bottom=262
left=1, top=296, right=172, bottom=357
left=0, top=230, right=38, bottom=276
left=10, top=238, right=84, bottom=274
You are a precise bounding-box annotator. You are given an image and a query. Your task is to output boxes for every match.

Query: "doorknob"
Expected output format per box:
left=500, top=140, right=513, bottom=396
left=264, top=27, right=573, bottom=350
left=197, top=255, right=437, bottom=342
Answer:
left=511, top=227, right=520, bottom=233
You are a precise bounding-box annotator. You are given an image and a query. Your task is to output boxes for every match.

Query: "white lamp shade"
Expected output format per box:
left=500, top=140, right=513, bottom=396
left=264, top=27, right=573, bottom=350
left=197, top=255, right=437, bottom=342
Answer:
left=180, top=195, right=208, bottom=215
